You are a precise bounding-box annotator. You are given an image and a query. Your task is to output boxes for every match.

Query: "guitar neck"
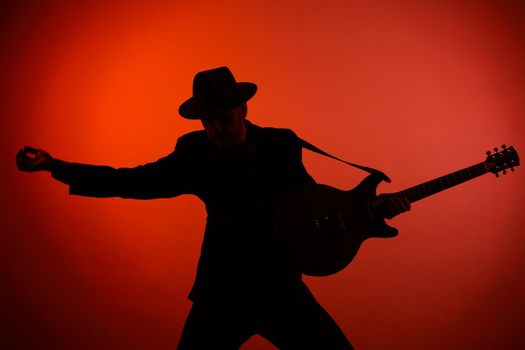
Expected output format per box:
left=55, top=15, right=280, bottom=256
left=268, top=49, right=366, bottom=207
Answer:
left=390, top=162, right=488, bottom=203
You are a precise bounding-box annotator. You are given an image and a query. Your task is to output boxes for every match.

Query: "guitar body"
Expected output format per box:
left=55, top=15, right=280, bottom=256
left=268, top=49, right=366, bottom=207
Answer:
left=276, top=172, right=397, bottom=277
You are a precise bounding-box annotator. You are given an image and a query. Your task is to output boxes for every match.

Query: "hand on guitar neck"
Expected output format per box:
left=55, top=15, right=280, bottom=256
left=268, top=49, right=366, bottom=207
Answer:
left=376, top=195, right=411, bottom=219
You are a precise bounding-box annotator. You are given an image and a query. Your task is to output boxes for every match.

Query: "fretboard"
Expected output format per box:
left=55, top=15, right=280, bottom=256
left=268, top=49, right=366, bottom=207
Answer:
left=389, top=162, right=488, bottom=203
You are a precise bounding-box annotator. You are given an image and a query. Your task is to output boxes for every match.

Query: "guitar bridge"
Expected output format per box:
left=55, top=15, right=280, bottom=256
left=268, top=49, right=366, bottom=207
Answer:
left=314, top=218, right=322, bottom=235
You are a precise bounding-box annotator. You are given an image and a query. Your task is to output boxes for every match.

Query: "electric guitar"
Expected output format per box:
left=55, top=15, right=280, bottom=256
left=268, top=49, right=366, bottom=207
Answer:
left=276, top=145, right=519, bottom=276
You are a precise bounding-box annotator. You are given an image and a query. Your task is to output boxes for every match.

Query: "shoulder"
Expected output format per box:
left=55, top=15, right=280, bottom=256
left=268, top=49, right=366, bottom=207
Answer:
left=174, top=130, right=211, bottom=153
left=249, top=123, right=304, bottom=160
left=251, top=122, right=300, bottom=144
left=177, top=129, right=208, bottom=144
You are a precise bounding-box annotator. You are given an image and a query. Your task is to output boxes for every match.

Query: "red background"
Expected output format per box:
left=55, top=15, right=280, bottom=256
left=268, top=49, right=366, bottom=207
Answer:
left=2, top=1, right=524, bottom=349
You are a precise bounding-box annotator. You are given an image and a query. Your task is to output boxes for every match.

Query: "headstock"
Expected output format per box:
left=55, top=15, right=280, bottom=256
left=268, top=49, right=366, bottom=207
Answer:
left=485, top=145, right=519, bottom=177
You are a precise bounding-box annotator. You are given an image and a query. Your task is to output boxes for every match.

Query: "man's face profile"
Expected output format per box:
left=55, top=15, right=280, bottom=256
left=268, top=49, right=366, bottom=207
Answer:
left=201, top=104, right=247, bottom=150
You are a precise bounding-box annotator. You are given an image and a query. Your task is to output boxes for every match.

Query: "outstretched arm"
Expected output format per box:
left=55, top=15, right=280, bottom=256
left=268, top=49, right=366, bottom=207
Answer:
left=15, top=144, right=194, bottom=199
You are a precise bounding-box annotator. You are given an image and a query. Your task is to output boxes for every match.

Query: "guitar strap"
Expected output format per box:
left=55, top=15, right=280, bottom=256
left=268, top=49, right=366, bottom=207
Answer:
left=297, top=136, right=391, bottom=182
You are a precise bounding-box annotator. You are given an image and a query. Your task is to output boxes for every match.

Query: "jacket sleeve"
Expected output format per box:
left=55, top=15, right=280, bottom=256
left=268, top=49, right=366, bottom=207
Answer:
left=51, top=139, right=197, bottom=199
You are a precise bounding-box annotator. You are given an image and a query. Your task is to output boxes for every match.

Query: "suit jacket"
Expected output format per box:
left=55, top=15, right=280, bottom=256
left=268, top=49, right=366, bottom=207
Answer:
left=52, top=121, right=316, bottom=302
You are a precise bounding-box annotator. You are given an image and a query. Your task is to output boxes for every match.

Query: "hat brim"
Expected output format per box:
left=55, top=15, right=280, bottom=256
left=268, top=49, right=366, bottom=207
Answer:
left=178, top=82, right=257, bottom=120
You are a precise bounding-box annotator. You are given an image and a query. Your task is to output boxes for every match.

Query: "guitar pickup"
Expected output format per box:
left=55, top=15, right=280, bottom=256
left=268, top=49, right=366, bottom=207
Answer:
left=312, top=211, right=349, bottom=239
left=335, top=211, right=347, bottom=232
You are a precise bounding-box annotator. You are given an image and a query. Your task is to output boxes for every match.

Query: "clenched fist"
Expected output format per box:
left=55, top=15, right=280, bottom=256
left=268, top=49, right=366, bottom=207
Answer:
left=16, top=146, right=55, bottom=172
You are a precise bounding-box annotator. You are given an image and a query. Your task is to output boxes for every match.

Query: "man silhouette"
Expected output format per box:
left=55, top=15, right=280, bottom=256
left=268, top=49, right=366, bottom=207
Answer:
left=16, top=66, right=410, bottom=349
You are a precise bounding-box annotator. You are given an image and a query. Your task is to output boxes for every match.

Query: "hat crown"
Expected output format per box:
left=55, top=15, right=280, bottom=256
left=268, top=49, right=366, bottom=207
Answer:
left=178, top=66, right=257, bottom=119
left=192, top=67, right=241, bottom=110
left=193, top=66, right=237, bottom=99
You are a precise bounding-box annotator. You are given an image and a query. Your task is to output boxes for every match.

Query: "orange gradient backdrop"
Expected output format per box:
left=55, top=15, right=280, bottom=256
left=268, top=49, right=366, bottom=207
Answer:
left=2, top=1, right=525, bottom=349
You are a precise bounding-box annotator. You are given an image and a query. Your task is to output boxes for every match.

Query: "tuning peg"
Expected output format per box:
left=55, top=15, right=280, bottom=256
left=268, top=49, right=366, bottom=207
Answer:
left=502, top=144, right=507, bottom=149
left=503, top=170, right=507, bottom=175
left=494, top=147, right=499, bottom=152
left=495, top=172, right=500, bottom=177
left=486, top=150, right=491, bottom=155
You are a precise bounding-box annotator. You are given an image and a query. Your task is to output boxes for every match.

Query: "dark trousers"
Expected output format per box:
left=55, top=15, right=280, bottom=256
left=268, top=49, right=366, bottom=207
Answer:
left=177, top=289, right=353, bottom=350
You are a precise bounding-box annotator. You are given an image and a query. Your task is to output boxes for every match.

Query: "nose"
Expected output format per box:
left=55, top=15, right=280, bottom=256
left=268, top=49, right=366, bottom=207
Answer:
left=210, top=119, right=223, bottom=129
left=208, top=121, right=224, bottom=136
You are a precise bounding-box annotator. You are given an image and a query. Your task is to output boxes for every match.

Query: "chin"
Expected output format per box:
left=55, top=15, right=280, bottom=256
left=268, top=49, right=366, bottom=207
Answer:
left=213, top=140, right=233, bottom=150
left=213, top=136, right=242, bottom=149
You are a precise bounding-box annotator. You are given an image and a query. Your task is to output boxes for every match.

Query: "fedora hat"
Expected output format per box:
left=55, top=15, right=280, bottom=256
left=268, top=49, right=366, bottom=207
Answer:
left=178, top=66, right=257, bottom=119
